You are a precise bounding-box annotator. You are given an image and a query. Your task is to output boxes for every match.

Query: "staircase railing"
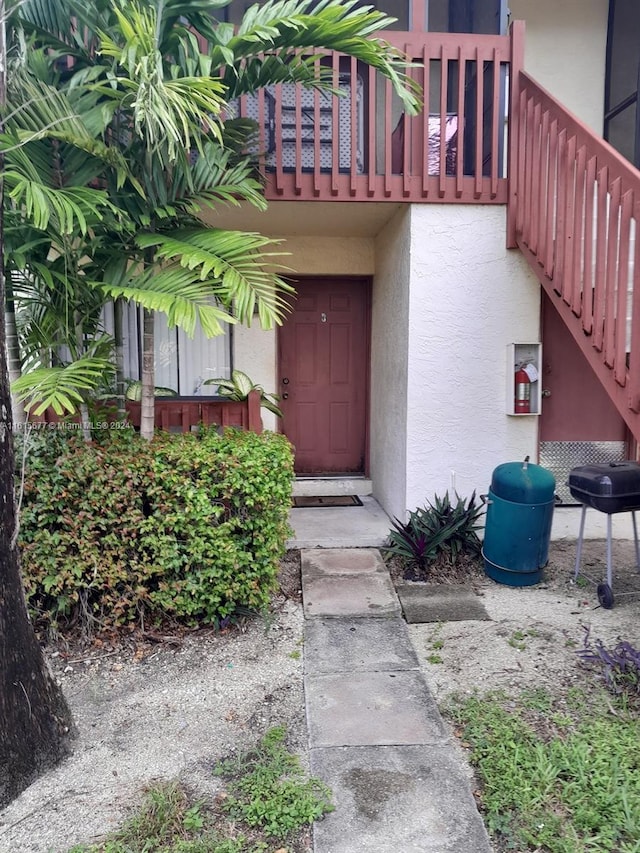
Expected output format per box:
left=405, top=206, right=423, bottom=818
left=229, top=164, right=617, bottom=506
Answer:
left=509, top=67, right=640, bottom=440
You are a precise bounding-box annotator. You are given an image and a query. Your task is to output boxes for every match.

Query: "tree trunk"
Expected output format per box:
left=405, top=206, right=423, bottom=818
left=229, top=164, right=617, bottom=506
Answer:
left=113, top=297, right=126, bottom=421
left=5, top=273, right=26, bottom=427
left=0, top=2, right=74, bottom=806
left=140, top=307, right=155, bottom=440
left=74, top=313, right=92, bottom=442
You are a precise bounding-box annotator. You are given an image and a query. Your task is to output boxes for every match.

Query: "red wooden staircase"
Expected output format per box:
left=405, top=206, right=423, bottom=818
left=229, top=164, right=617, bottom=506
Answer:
left=509, top=63, right=640, bottom=444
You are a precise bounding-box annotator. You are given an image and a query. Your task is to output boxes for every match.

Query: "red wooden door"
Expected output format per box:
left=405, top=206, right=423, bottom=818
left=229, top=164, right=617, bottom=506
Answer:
left=278, top=278, right=369, bottom=474
left=539, top=293, right=630, bottom=500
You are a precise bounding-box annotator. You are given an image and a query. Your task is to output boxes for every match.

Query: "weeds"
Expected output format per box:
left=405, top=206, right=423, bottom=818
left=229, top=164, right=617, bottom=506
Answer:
left=68, top=727, right=331, bottom=852
left=446, top=691, right=640, bottom=853
left=213, top=726, right=333, bottom=839
left=577, top=628, right=640, bottom=702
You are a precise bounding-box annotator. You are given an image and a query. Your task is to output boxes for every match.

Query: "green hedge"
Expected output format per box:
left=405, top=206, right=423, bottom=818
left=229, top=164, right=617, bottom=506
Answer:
left=18, top=428, right=294, bottom=631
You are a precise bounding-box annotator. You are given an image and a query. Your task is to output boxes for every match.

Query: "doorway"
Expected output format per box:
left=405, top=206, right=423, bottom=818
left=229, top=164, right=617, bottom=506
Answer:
left=278, top=278, right=370, bottom=475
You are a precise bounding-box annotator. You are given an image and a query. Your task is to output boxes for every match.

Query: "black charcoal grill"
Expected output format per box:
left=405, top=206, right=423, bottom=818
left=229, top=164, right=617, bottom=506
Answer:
left=568, top=461, right=640, bottom=608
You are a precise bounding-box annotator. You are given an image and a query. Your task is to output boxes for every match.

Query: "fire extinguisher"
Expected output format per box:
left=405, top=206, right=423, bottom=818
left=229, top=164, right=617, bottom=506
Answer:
left=514, top=366, right=531, bottom=414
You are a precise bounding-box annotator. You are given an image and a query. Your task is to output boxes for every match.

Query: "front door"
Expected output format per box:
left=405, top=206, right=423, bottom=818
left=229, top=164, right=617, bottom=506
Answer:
left=539, top=293, right=630, bottom=502
left=278, top=278, right=369, bottom=475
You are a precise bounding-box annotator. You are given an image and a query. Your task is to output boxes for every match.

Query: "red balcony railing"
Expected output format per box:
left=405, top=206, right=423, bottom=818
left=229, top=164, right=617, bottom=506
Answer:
left=510, top=68, right=640, bottom=441
left=235, top=28, right=522, bottom=204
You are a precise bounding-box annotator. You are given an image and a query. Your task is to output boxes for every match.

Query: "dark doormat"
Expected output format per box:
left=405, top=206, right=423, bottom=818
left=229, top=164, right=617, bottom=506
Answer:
left=292, top=495, right=363, bottom=508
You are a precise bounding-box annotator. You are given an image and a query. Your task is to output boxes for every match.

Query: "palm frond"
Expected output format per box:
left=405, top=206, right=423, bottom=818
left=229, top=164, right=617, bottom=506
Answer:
left=12, top=356, right=115, bottom=415
left=99, top=266, right=238, bottom=338
left=136, top=228, right=294, bottom=327
left=221, top=0, right=421, bottom=113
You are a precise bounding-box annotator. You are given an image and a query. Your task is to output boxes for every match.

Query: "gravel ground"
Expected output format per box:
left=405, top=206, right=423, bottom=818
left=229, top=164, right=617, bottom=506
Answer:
left=407, top=538, right=640, bottom=703
left=0, top=598, right=306, bottom=853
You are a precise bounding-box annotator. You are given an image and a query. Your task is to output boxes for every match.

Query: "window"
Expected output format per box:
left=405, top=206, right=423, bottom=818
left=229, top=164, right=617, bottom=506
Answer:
left=605, top=0, right=640, bottom=167
left=103, top=303, right=231, bottom=396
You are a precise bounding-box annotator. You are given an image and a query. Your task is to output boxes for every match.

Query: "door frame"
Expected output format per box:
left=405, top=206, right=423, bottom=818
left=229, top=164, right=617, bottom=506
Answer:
left=277, top=275, right=372, bottom=477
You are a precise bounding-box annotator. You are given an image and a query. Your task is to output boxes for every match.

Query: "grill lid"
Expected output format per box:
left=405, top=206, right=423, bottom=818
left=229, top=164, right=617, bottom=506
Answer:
left=568, top=461, right=640, bottom=513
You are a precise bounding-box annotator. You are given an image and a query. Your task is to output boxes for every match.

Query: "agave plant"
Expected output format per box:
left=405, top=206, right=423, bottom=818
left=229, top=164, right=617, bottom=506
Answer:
left=205, top=369, right=282, bottom=417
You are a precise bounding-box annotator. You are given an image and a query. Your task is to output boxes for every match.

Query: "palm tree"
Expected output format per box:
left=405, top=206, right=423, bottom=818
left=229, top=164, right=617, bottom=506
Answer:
left=10, top=0, right=420, bottom=438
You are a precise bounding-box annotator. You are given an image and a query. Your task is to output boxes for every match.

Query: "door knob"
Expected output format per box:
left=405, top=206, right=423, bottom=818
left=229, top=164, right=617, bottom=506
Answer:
left=542, top=389, right=551, bottom=398
left=282, top=377, right=289, bottom=385
left=282, top=392, right=289, bottom=400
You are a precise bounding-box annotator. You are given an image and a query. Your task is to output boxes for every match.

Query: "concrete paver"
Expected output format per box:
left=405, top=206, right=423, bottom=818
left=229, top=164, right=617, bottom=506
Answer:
left=311, top=745, right=491, bottom=853
left=397, top=583, right=491, bottom=623
left=304, top=617, right=420, bottom=674
left=288, top=496, right=392, bottom=549
left=301, top=546, right=492, bottom=853
left=302, top=573, right=401, bottom=618
left=305, top=670, right=446, bottom=747
left=302, top=547, right=386, bottom=577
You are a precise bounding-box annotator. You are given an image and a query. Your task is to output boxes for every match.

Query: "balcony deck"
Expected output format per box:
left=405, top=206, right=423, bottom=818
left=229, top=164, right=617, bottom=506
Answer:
left=235, top=29, right=522, bottom=205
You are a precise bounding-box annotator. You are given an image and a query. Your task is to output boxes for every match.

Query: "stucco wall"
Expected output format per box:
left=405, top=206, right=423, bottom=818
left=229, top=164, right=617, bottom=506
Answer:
left=509, top=0, right=608, bottom=133
left=404, top=204, right=541, bottom=513
left=370, top=206, right=412, bottom=520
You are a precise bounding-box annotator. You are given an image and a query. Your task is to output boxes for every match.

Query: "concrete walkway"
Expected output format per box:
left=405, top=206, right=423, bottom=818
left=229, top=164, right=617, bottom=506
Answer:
left=302, top=548, right=492, bottom=853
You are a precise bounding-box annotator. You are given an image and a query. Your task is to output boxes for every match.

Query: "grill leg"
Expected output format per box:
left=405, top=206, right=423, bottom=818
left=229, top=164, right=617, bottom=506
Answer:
left=633, top=511, right=640, bottom=571
left=606, top=513, right=613, bottom=589
left=574, top=504, right=587, bottom=581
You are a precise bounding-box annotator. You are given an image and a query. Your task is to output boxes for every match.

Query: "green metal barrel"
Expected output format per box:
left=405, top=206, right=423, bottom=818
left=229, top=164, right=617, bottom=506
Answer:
left=482, top=460, right=556, bottom=586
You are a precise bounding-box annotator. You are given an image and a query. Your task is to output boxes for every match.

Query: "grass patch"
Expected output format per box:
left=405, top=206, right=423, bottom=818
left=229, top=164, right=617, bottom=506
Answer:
left=69, top=727, right=332, bottom=853
left=446, top=690, right=640, bottom=853
left=213, top=726, right=333, bottom=839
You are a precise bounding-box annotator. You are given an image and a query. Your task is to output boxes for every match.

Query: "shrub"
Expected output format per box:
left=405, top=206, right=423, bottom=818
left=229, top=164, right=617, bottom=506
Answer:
left=18, top=427, right=294, bottom=633
left=382, top=491, right=483, bottom=571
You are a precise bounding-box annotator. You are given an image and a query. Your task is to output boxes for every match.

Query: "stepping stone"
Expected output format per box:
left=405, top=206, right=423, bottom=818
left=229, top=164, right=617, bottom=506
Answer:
left=304, top=617, right=419, bottom=674
left=311, top=745, right=492, bottom=853
left=397, top=584, right=491, bottom=623
left=302, top=548, right=386, bottom=578
left=305, top=670, right=445, bottom=747
left=302, top=574, right=401, bottom=618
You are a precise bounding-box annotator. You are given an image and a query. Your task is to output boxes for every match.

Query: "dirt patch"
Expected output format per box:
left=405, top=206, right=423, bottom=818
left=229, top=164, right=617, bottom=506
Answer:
left=0, top=583, right=307, bottom=853
left=403, top=538, right=640, bottom=703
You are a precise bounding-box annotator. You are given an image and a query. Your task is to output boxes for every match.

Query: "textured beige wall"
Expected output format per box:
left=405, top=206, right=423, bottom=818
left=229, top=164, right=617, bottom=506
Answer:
left=405, top=205, right=541, bottom=512
left=370, top=206, right=412, bottom=521
left=281, top=237, right=375, bottom=277
left=510, top=0, right=608, bottom=133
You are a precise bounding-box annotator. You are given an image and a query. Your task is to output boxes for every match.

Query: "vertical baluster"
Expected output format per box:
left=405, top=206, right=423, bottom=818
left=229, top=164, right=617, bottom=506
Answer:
left=562, top=135, right=577, bottom=305
left=614, top=190, right=633, bottom=385
left=473, top=47, right=483, bottom=198
left=582, top=155, right=597, bottom=334
left=350, top=55, right=358, bottom=195
left=604, top=178, right=622, bottom=366
left=594, top=167, right=610, bottom=352
left=570, top=145, right=587, bottom=316
left=627, top=203, right=640, bottom=411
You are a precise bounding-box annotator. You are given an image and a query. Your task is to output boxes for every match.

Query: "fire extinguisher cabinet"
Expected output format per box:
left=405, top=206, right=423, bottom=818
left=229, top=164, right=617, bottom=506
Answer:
left=506, top=343, right=542, bottom=415
left=482, top=459, right=556, bottom=586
